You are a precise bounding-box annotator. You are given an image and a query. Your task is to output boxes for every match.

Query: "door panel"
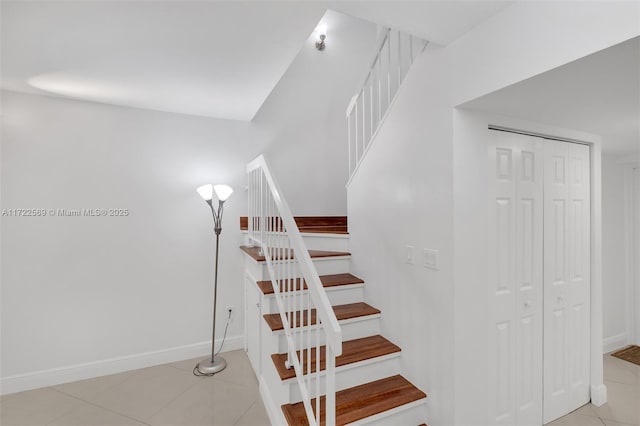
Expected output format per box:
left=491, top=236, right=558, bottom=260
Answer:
left=543, top=141, right=570, bottom=422
left=489, top=132, right=518, bottom=425
left=515, top=137, right=544, bottom=426
left=543, top=141, right=590, bottom=423
left=567, top=143, right=591, bottom=409
left=489, top=132, right=543, bottom=426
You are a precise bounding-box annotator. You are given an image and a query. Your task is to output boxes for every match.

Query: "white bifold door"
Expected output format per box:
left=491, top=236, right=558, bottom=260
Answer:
left=488, top=131, right=591, bottom=425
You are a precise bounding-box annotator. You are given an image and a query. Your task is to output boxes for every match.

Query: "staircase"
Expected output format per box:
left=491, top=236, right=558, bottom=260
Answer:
left=241, top=155, right=427, bottom=425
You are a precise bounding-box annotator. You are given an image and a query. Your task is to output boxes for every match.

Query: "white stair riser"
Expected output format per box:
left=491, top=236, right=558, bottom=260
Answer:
left=354, top=400, right=428, bottom=426
left=243, top=233, right=349, bottom=252
left=273, top=317, right=381, bottom=353
left=288, top=355, right=401, bottom=402
left=262, top=286, right=364, bottom=314
left=301, top=234, right=349, bottom=252
left=245, top=257, right=351, bottom=282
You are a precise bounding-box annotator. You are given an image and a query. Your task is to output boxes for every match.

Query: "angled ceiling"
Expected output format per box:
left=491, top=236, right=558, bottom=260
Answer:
left=463, top=37, right=640, bottom=155
left=1, top=1, right=513, bottom=120
left=329, top=0, right=513, bottom=45
left=1, top=1, right=327, bottom=120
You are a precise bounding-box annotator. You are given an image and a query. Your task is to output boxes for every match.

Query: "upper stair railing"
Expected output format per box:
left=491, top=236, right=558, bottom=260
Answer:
left=247, top=155, right=342, bottom=426
left=346, top=27, right=428, bottom=182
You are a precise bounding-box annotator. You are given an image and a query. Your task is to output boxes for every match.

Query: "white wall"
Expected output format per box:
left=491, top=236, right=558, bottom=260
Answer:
left=347, top=45, right=455, bottom=426
left=601, top=154, right=635, bottom=351
left=0, top=91, right=252, bottom=392
left=345, top=3, right=637, bottom=421
left=251, top=9, right=378, bottom=216
left=448, top=1, right=640, bottom=106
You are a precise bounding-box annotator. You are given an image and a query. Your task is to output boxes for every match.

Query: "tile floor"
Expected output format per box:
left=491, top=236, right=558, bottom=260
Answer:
left=1, top=351, right=638, bottom=425
left=0, top=349, right=269, bottom=426
left=547, top=352, right=640, bottom=426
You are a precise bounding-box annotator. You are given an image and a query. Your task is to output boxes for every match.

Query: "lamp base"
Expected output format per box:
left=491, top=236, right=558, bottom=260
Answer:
left=195, top=356, right=227, bottom=375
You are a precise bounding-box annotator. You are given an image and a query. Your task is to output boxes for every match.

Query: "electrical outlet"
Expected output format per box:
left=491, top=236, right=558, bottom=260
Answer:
left=424, top=248, right=439, bottom=270
left=406, top=246, right=414, bottom=264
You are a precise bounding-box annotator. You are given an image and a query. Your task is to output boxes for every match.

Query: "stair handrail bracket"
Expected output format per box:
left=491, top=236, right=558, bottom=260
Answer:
left=346, top=27, right=428, bottom=184
left=247, top=154, right=341, bottom=426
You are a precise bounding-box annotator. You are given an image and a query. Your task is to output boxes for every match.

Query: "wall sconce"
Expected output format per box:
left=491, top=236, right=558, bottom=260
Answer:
left=315, top=24, right=327, bottom=51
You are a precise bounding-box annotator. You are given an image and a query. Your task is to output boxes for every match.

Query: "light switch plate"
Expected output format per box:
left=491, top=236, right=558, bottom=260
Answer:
left=406, top=246, right=414, bottom=264
left=424, top=248, right=439, bottom=270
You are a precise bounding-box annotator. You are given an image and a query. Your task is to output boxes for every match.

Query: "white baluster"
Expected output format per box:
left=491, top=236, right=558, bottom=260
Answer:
left=326, top=344, right=336, bottom=426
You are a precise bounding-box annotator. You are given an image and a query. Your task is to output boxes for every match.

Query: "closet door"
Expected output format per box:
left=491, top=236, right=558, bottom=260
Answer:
left=543, top=141, right=591, bottom=423
left=488, top=132, right=543, bottom=426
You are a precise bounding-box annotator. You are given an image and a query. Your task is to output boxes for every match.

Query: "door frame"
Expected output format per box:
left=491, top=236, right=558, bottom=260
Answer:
left=589, top=141, right=607, bottom=406
left=635, top=166, right=640, bottom=345
left=488, top=124, right=607, bottom=407
left=623, top=163, right=640, bottom=345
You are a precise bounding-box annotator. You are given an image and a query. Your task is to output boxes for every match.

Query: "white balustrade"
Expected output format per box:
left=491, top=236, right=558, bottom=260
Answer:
left=347, top=28, right=428, bottom=181
left=247, top=155, right=342, bottom=426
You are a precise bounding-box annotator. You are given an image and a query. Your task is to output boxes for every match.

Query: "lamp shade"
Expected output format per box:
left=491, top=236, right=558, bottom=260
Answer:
left=196, top=184, right=214, bottom=201
left=213, top=184, right=233, bottom=202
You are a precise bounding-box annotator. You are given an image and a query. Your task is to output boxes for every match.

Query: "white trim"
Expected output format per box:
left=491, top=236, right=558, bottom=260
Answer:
left=590, top=384, right=607, bottom=407
left=623, top=163, right=639, bottom=345
left=590, top=140, right=607, bottom=406
left=259, top=374, right=281, bottom=426
left=0, top=335, right=243, bottom=396
left=602, top=332, right=629, bottom=354
left=634, top=166, right=640, bottom=345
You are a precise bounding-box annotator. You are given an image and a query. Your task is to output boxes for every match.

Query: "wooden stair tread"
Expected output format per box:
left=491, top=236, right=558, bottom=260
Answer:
left=272, top=335, right=401, bottom=381
left=240, top=246, right=350, bottom=262
left=257, top=273, right=364, bottom=295
left=263, top=302, right=380, bottom=332
left=240, top=216, right=348, bottom=234
left=281, top=375, right=427, bottom=426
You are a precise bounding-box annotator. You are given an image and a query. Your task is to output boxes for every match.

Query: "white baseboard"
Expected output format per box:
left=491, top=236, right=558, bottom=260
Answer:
left=602, top=332, right=628, bottom=354
left=0, top=335, right=244, bottom=396
left=591, top=383, right=607, bottom=407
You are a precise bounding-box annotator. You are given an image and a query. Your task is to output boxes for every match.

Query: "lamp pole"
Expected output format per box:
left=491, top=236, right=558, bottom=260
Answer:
left=211, top=225, right=221, bottom=363
left=195, top=184, right=233, bottom=376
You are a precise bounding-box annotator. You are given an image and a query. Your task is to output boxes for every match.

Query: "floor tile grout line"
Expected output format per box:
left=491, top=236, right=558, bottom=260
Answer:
left=50, top=387, right=152, bottom=425
left=233, top=398, right=261, bottom=426
left=40, top=388, right=86, bottom=426
left=142, top=371, right=206, bottom=423
left=603, top=377, right=640, bottom=386
left=213, top=374, right=260, bottom=388
left=166, top=364, right=191, bottom=372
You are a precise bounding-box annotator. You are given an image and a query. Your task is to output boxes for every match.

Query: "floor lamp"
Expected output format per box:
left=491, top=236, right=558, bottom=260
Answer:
left=195, top=183, right=233, bottom=375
